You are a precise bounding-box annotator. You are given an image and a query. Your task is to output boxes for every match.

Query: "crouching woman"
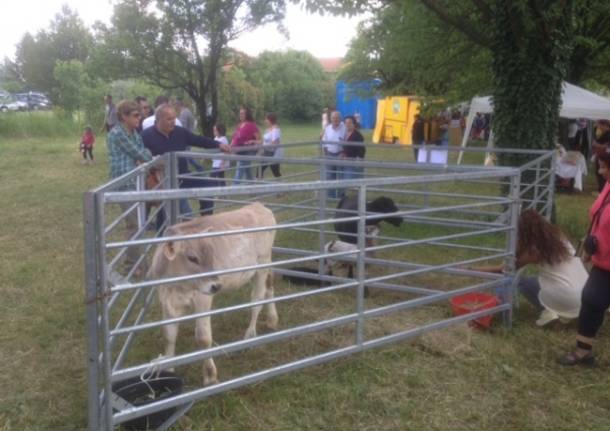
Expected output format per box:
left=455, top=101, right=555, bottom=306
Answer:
left=476, top=209, right=587, bottom=327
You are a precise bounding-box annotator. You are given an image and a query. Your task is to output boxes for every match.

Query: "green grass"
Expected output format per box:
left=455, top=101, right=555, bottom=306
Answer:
left=1, top=119, right=609, bottom=431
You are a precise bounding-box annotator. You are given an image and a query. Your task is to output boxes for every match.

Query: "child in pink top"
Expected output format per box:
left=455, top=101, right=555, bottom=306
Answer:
left=80, top=126, right=95, bottom=164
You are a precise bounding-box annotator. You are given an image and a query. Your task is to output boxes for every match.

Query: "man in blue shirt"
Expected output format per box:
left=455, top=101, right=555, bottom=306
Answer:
left=142, top=104, right=230, bottom=217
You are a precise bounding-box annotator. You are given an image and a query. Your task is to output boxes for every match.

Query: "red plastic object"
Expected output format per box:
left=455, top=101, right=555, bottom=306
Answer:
left=450, top=293, right=499, bottom=328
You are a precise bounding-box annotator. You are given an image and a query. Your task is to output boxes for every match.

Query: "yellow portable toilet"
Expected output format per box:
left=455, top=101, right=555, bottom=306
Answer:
left=372, top=96, right=421, bottom=145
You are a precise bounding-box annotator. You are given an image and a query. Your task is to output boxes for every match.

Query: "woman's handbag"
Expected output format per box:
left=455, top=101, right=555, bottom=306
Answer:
left=576, top=192, right=610, bottom=263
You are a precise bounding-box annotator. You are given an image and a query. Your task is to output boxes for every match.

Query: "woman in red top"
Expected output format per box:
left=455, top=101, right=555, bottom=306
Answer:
left=231, top=107, right=260, bottom=184
left=80, top=126, right=95, bottom=164
left=560, top=150, right=610, bottom=366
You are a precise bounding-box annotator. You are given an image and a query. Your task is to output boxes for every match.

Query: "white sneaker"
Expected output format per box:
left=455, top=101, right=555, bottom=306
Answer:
left=107, top=270, right=127, bottom=285
left=536, top=309, right=559, bottom=326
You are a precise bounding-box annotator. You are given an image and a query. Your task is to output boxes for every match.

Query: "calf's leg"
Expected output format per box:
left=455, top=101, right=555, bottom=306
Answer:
left=160, top=295, right=182, bottom=366
left=244, top=270, right=268, bottom=339
left=264, top=271, right=278, bottom=330
left=193, top=293, right=217, bottom=385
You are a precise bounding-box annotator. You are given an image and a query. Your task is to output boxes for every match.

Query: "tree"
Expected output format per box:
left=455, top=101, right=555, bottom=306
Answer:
left=98, top=0, right=286, bottom=135
left=53, top=60, right=86, bottom=115
left=246, top=50, right=332, bottom=121
left=340, top=1, right=492, bottom=103
left=488, top=1, right=573, bottom=159
left=12, top=5, right=93, bottom=97
left=218, top=67, right=264, bottom=126
left=341, top=0, right=610, bottom=101
left=0, top=58, right=24, bottom=93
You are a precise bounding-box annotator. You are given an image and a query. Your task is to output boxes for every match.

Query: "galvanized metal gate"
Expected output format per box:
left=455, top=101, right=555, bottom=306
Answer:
left=84, top=143, right=554, bottom=430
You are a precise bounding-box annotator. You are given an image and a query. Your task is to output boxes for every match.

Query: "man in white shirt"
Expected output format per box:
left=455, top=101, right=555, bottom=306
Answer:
left=321, top=111, right=346, bottom=198
left=142, top=95, right=183, bottom=130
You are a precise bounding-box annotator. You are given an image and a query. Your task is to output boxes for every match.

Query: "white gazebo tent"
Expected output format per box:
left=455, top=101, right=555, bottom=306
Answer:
left=457, top=82, right=610, bottom=164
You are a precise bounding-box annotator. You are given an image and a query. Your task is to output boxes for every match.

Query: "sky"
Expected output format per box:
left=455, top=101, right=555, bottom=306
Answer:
left=0, top=1, right=364, bottom=60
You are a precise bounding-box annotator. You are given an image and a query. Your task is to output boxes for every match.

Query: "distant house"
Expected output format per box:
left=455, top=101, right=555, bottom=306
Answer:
left=317, top=58, right=343, bottom=74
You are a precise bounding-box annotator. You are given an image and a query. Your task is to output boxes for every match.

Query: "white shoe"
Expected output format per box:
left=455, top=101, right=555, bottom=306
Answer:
left=536, top=309, right=559, bottom=326
left=107, top=270, right=127, bottom=285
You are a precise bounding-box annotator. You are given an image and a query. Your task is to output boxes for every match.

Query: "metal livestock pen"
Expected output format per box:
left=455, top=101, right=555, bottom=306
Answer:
left=83, top=142, right=555, bottom=430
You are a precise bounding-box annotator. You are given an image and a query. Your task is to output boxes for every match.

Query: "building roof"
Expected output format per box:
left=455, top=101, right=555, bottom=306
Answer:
left=317, top=57, right=343, bottom=73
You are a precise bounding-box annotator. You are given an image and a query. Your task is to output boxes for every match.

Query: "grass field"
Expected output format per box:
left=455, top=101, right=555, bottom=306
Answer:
left=1, top=114, right=610, bottom=431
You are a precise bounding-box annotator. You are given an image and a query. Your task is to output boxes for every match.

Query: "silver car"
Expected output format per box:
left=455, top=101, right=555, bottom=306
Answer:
left=0, top=96, right=28, bottom=112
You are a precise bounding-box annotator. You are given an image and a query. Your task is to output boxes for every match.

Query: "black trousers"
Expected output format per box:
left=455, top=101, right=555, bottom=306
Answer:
left=82, top=148, right=93, bottom=160
left=578, top=266, right=610, bottom=338
left=261, top=162, right=281, bottom=178
left=210, top=169, right=226, bottom=187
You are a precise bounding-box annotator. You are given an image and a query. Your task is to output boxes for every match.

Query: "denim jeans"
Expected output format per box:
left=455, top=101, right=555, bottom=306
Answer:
left=339, top=165, right=364, bottom=198
left=234, top=160, right=253, bottom=184
left=517, top=276, right=543, bottom=309
left=325, top=154, right=341, bottom=199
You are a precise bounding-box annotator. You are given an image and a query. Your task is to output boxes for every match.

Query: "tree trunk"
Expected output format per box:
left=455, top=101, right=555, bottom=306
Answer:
left=491, top=1, right=573, bottom=164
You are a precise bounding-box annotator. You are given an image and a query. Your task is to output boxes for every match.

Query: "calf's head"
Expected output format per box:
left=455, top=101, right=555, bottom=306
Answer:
left=148, top=226, right=222, bottom=295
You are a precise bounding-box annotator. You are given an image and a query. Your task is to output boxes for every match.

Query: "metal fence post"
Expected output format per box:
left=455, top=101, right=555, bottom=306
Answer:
left=546, top=152, right=557, bottom=220
left=503, top=173, right=521, bottom=328
left=318, top=159, right=328, bottom=277
left=356, top=185, right=366, bottom=345
left=136, top=169, right=146, bottom=230
left=95, top=192, right=114, bottom=431
left=533, top=160, right=541, bottom=212
left=84, top=192, right=101, bottom=431
left=169, top=152, right=179, bottom=225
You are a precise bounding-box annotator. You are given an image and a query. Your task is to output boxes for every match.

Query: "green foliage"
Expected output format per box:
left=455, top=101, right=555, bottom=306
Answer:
left=246, top=50, right=332, bottom=121
left=12, top=5, right=93, bottom=97
left=52, top=60, right=109, bottom=126
left=218, top=68, right=264, bottom=126
left=340, top=0, right=492, bottom=103
left=53, top=60, right=86, bottom=116
left=97, top=0, right=287, bottom=134
left=0, top=111, right=80, bottom=138
left=0, top=59, right=25, bottom=93
left=490, top=0, right=573, bottom=159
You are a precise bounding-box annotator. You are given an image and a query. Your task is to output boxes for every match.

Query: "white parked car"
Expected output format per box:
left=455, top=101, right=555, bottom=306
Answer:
left=0, top=96, right=27, bottom=112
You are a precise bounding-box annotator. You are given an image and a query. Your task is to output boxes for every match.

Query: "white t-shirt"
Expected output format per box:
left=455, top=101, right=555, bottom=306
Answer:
left=263, top=127, right=282, bottom=158
left=142, top=115, right=183, bottom=130
left=212, top=136, right=229, bottom=169
left=322, top=123, right=345, bottom=154
left=537, top=241, right=588, bottom=318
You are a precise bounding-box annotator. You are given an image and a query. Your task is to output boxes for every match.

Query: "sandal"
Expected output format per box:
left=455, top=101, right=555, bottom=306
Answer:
left=557, top=350, right=596, bottom=367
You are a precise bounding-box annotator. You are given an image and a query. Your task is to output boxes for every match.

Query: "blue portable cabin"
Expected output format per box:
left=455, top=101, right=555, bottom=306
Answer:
left=335, top=80, right=381, bottom=130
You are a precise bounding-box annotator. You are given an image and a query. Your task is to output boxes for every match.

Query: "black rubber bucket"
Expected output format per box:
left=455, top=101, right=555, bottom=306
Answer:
left=112, top=371, right=184, bottom=431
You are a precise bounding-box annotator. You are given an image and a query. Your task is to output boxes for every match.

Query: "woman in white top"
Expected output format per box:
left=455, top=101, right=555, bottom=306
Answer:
left=478, top=209, right=588, bottom=326
left=259, top=112, right=282, bottom=178
left=210, top=123, right=229, bottom=186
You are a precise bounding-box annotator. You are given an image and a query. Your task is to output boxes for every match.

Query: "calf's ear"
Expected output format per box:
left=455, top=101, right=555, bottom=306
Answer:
left=163, top=241, right=178, bottom=261
left=162, top=227, right=181, bottom=261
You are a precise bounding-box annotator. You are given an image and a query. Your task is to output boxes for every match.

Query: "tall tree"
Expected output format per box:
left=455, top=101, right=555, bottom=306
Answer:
left=340, top=0, right=610, bottom=104
left=418, top=0, right=574, bottom=156
left=340, top=1, right=492, bottom=102
left=98, top=0, right=286, bottom=134
left=246, top=50, right=332, bottom=121
left=12, top=5, right=93, bottom=96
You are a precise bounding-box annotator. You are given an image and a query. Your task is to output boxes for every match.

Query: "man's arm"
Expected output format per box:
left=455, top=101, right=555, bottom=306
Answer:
left=187, top=130, right=230, bottom=152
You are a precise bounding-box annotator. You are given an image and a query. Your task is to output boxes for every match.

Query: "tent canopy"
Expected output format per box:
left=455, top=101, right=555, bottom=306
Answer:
left=468, top=82, right=610, bottom=120
left=458, top=82, right=610, bottom=164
